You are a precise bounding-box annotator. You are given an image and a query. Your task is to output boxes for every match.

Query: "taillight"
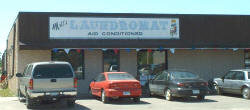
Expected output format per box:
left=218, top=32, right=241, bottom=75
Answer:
left=74, top=78, right=77, bottom=88
left=29, top=79, right=33, bottom=90
left=134, top=83, right=141, bottom=88
left=109, top=83, right=118, bottom=89
left=177, top=83, right=185, bottom=87
left=201, top=82, right=208, bottom=86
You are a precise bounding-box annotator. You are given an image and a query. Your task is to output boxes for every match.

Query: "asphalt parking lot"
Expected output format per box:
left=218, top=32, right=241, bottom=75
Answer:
left=0, top=94, right=250, bottom=110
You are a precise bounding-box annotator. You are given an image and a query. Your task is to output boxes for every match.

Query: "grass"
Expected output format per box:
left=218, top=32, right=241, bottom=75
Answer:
left=0, top=88, right=15, bottom=97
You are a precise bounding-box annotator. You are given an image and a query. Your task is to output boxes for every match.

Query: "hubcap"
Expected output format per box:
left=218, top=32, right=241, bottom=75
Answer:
left=166, top=90, right=171, bottom=100
left=243, top=88, right=249, bottom=98
left=89, top=89, right=92, bottom=94
left=215, top=85, right=218, bottom=90
left=102, top=91, right=105, bottom=102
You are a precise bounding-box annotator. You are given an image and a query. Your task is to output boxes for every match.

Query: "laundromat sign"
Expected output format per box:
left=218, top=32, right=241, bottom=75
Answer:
left=49, top=17, right=179, bottom=39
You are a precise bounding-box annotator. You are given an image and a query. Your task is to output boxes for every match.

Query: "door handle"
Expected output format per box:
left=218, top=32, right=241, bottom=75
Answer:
left=51, top=79, right=57, bottom=82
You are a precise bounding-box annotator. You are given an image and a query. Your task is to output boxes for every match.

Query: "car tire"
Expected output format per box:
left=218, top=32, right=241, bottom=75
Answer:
left=165, top=89, right=173, bottom=101
left=67, top=100, right=75, bottom=107
left=101, top=90, right=109, bottom=104
left=242, top=87, right=250, bottom=99
left=88, top=88, right=94, bottom=97
left=133, top=97, right=140, bottom=102
left=215, top=84, right=222, bottom=95
left=18, top=89, right=24, bottom=102
left=25, top=94, right=33, bottom=109
left=197, top=95, right=205, bottom=100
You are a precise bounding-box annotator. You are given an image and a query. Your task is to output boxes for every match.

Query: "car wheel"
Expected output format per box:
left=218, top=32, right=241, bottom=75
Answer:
left=215, top=84, right=222, bottom=95
left=165, top=89, right=173, bottom=101
left=197, top=95, right=205, bottom=100
left=101, top=90, right=108, bottom=103
left=242, top=87, right=250, bottom=99
left=67, top=100, right=75, bottom=107
left=88, top=88, right=94, bottom=97
left=18, top=89, right=24, bottom=102
left=25, top=94, right=33, bottom=109
left=133, top=97, right=140, bottom=102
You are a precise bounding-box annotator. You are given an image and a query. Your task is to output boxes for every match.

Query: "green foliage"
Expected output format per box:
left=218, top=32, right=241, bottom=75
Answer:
left=0, top=88, right=15, bottom=97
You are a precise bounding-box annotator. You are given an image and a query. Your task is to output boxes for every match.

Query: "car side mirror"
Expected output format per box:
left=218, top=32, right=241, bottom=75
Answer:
left=16, top=73, right=23, bottom=77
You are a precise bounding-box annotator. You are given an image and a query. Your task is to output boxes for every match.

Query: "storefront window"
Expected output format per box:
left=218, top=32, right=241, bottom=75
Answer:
left=245, top=50, right=250, bottom=69
left=103, top=50, right=119, bottom=72
left=137, top=50, right=166, bottom=86
left=52, top=49, right=84, bottom=80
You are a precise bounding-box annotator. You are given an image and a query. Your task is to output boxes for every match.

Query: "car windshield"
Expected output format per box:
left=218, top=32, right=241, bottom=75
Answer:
left=171, top=71, right=199, bottom=79
left=33, top=64, right=73, bottom=79
left=108, top=73, right=135, bottom=80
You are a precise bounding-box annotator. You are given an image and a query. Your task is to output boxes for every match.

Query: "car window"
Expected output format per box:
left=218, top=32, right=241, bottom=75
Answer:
left=154, top=73, right=164, bottom=80
left=27, top=65, right=33, bottom=76
left=24, top=65, right=33, bottom=77
left=23, top=65, right=29, bottom=76
left=248, top=72, right=250, bottom=79
left=224, top=71, right=235, bottom=79
left=171, top=71, right=199, bottom=79
left=234, top=71, right=245, bottom=80
left=96, top=74, right=106, bottom=82
left=162, top=71, right=169, bottom=80
left=33, top=64, right=73, bottom=79
left=108, top=73, right=135, bottom=80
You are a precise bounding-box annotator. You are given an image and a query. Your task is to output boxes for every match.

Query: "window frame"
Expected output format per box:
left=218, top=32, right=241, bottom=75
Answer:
left=51, top=49, right=85, bottom=80
left=224, top=71, right=236, bottom=79
left=96, top=73, right=106, bottom=82
left=137, top=50, right=168, bottom=79
left=234, top=71, right=245, bottom=80
left=102, top=50, right=120, bottom=72
left=154, top=72, right=165, bottom=81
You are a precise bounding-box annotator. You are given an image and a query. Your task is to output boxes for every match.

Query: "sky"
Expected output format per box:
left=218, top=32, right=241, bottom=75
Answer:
left=1, top=0, right=250, bottom=55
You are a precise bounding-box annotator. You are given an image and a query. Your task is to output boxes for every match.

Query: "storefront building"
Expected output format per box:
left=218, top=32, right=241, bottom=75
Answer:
left=3, top=12, right=250, bottom=96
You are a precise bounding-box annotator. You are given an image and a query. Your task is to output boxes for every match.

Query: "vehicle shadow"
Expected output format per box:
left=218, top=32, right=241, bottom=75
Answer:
left=77, top=95, right=151, bottom=105
left=151, top=95, right=218, bottom=103
left=104, top=98, right=151, bottom=105
left=220, top=93, right=243, bottom=99
left=27, top=101, right=91, bottom=110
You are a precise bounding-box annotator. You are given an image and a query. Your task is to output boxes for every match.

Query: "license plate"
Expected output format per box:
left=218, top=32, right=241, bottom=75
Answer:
left=49, top=92, right=59, bottom=96
left=123, top=91, right=130, bottom=95
left=192, top=90, right=200, bottom=94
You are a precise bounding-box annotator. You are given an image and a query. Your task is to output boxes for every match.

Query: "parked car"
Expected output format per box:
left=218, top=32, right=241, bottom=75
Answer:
left=212, top=69, right=250, bottom=99
left=149, top=70, right=209, bottom=101
left=89, top=72, right=142, bottom=103
left=138, top=64, right=164, bottom=86
left=16, top=61, right=77, bottom=109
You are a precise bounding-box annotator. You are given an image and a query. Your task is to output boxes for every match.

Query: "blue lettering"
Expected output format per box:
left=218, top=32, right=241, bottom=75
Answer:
left=80, top=21, right=90, bottom=30
left=129, top=21, right=137, bottom=30
left=110, top=21, right=118, bottom=30
left=89, top=21, right=98, bottom=30
left=139, top=21, right=149, bottom=30
left=119, top=21, right=128, bottom=30
left=159, top=21, right=168, bottom=30
left=70, top=20, right=78, bottom=30
left=100, top=21, right=108, bottom=30
left=150, top=21, right=160, bottom=30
